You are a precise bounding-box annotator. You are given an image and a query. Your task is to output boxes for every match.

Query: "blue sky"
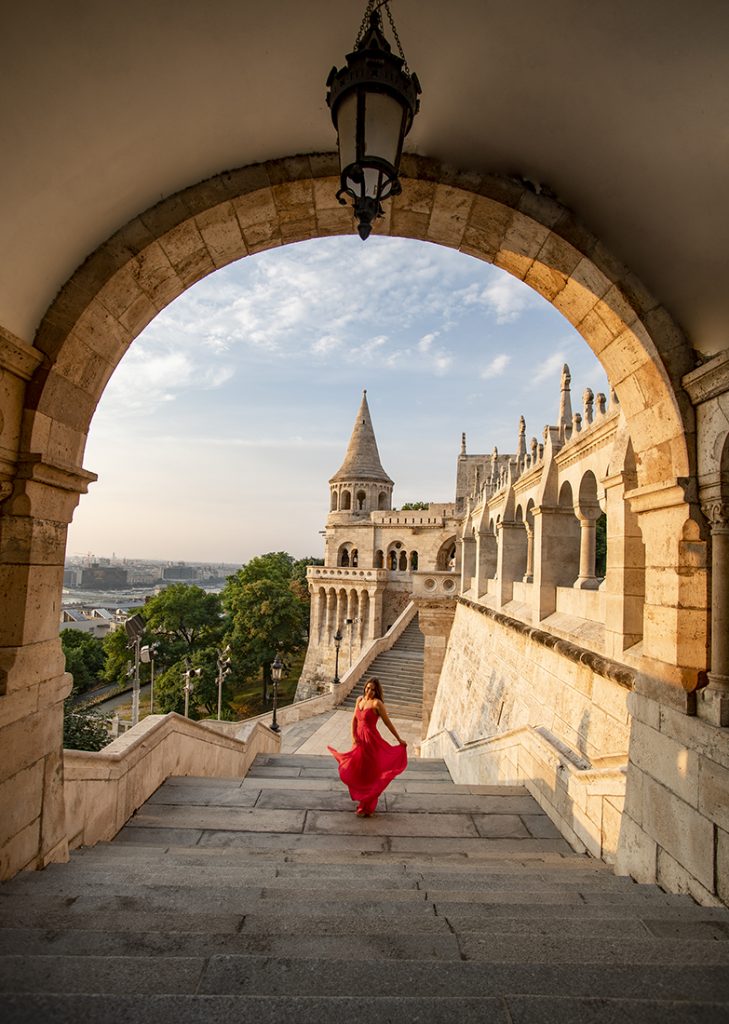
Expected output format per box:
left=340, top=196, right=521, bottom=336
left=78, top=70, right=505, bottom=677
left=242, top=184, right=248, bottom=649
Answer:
left=66, top=236, right=608, bottom=564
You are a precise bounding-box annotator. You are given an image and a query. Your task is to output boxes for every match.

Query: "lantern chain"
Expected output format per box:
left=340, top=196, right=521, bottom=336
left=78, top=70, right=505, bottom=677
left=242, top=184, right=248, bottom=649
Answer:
left=354, top=0, right=411, bottom=76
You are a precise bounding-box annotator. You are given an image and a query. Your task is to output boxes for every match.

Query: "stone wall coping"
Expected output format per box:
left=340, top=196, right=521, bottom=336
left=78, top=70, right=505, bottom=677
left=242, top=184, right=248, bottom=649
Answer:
left=457, top=596, right=635, bottom=690
left=63, top=712, right=276, bottom=780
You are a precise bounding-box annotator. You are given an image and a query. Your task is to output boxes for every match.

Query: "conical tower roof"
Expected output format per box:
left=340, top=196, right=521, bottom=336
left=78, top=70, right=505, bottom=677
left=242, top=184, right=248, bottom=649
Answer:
left=329, top=390, right=393, bottom=485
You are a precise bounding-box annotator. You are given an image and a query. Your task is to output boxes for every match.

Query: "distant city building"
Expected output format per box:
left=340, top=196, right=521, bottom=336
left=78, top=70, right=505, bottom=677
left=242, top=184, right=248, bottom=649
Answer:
left=80, top=564, right=128, bottom=589
left=63, top=567, right=80, bottom=588
left=162, top=564, right=197, bottom=581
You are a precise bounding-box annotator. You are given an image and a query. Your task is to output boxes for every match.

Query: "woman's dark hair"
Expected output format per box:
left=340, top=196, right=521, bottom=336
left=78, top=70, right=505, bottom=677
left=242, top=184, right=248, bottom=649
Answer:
left=364, top=677, right=384, bottom=701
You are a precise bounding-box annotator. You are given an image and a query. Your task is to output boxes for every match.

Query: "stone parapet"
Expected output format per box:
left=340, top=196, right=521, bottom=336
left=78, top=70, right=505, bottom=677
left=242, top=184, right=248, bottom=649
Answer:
left=306, top=566, right=389, bottom=584
left=63, top=713, right=280, bottom=851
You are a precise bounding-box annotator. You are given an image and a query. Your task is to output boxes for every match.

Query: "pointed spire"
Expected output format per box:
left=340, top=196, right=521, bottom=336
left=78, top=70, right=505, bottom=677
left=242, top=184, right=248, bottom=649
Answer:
left=330, top=390, right=393, bottom=484
left=516, top=415, right=526, bottom=458
left=460, top=432, right=467, bottom=455
left=559, top=363, right=573, bottom=431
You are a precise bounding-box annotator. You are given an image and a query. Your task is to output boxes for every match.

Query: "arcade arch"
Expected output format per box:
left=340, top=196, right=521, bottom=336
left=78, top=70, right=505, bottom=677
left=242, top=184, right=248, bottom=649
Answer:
left=0, top=153, right=710, bottom=883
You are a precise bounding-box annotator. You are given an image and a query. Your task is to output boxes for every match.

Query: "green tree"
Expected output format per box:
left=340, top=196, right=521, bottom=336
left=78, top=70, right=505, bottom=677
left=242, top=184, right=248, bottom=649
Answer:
left=63, top=698, right=111, bottom=751
left=401, top=501, right=429, bottom=510
left=143, top=584, right=224, bottom=654
left=102, top=626, right=133, bottom=688
left=223, top=552, right=310, bottom=701
left=60, top=629, right=106, bottom=694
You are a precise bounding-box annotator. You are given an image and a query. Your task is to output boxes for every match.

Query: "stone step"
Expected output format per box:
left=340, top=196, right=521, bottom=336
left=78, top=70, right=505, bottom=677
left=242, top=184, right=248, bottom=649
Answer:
left=3, top=954, right=729, bottom=1002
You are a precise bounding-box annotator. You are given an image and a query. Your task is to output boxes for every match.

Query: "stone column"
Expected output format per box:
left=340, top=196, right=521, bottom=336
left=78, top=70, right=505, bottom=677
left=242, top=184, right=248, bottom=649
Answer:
left=698, top=500, right=729, bottom=725
left=531, top=506, right=579, bottom=620
left=575, top=512, right=601, bottom=589
left=416, top=599, right=457, bottom=735
left=523, top=523, right=534, bottom=583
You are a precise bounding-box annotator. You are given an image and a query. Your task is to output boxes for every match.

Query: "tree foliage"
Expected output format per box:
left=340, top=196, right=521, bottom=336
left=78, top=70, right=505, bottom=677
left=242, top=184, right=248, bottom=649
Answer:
left=401, top=501, right=429, bottom=510
left=63, top=699, right=111, bottom=750
left=222, top=552, right=311, bottom=698
left=143, top=584, right=224, bottom=652
left=60, top=629, right=106, bottom=694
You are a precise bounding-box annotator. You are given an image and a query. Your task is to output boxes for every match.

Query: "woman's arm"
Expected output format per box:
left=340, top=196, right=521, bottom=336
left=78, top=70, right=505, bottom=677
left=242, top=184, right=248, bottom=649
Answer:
left=375, top=700, right=407, bottom=745
left=351, top=706, right=359, bottom=746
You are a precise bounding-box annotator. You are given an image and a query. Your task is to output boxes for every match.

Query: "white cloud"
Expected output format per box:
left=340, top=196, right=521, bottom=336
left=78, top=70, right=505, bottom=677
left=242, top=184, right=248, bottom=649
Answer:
left=481, top=354, right=511, bottom=379
left=531, top=351, right=567, bottom=385
left=481, top=277, right=533, bottom=323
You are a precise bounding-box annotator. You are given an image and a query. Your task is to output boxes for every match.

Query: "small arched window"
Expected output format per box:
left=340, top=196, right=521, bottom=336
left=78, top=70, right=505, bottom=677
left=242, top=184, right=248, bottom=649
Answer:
left=399, top=551, right=408, bottom=571
left=351, top=549, right=359, bottom=567
left=375, top=550, right=384, bottom=569
left=410, top=551, right=418, bottom=571
left=378, top=491, right=388, bottom=510
left=330, top=490, right=338, bottom=511
left=388, top=551, right=397, bottom=571
left=341, top=490, right=352, bottom=510
left=356, top=490, right=366, bottom=511
left=340, top=549, right=350, bottom=567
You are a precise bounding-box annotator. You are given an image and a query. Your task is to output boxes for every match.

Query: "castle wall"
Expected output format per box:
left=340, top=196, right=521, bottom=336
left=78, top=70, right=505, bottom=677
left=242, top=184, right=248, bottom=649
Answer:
left=428, top=600, right=631, bottom=762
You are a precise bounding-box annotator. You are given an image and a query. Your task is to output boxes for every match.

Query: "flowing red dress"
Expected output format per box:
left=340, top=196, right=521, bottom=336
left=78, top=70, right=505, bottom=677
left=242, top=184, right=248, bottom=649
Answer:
left=328, top=703, right=407, bottom=815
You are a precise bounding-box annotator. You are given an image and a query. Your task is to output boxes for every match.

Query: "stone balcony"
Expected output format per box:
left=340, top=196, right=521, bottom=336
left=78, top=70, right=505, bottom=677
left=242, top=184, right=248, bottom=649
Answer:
left=306, top=566, right=390, bottom=585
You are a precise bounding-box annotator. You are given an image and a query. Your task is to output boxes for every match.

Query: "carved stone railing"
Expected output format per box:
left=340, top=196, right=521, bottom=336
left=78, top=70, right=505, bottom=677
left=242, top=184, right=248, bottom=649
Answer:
left=411, top=570, right=459, bottom=600
left=306, top=566, right=389, bottom=584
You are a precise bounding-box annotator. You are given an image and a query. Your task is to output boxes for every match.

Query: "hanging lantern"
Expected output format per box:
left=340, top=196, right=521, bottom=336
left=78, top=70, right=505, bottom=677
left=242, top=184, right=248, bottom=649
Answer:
left=326, top=1, right=421, bottom=240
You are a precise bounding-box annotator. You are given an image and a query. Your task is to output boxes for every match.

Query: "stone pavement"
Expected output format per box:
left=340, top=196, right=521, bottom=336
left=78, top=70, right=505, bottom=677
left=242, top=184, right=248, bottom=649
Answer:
left=1, top=751, right=728, bottom=1022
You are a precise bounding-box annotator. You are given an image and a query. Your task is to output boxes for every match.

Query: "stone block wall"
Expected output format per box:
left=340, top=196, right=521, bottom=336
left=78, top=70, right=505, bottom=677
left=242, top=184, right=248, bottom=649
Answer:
left=616, top=681, right=729, bottom=906
left=428, top=600, right=632, bottom=765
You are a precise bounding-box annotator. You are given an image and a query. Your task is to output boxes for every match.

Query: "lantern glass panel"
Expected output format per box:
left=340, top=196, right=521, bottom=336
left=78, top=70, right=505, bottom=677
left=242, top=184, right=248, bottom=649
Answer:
left=336, top=93, right=358, bottom=173
left=363, top=91, right=403, bottom=167
left=363, top=166, right=382, bottom=199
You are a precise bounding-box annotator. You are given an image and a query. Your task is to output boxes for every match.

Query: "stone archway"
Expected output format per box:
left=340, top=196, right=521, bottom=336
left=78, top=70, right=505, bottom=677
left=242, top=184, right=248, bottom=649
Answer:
left=0, top=152, right=708, bottom=879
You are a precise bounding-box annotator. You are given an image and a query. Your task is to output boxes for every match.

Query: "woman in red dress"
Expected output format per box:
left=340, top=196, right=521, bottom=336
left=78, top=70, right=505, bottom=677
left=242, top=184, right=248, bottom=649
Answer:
left=328, top=677, right=408, bottom=816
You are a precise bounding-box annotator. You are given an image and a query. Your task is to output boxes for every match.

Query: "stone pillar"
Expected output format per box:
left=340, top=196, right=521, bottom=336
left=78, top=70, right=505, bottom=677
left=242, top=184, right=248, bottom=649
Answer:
left=416, top=599, right=457, bottom=735
left=531, top=506, right=579, bottom=620
left=475, top=526, right=497, bottom=598
left=698, top=500, right=729, bottom=725
left=0, top=453, right=96, bottom=880
left=496, top=522, right=526, bottom=608
left=369, top=587, right=384, bottom=640
left=575, top=512, right=600, bottom=589
left=603, top=469, right=644, bottom=659
left=626, top=483, right=709, bottom=687
left=523, top=523, right=534, bottom=583
left=460, top=531, right=476, bottom=596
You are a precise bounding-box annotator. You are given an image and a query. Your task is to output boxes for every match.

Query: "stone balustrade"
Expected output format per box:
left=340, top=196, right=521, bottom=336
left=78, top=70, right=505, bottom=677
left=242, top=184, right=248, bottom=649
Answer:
left=411, top=570, right=460, bottom=600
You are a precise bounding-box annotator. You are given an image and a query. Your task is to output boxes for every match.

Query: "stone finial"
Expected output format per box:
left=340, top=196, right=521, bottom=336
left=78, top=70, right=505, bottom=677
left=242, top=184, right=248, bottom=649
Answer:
left=530, top=437, right=538, bottom=462
left=559, top=363, right=573, bottom=430
left=596, top=392, right=607, bottom=415
left=538, top=442, right=544, bottom=460
left=610, top=386, right=620, bottom=407
left=517, top=415, right=526, bottom=458
left=572, top=412, right=582, bottom=434
left=460, top=432, right=467, bottom=455
left=583, top=388, right=594, bottom=425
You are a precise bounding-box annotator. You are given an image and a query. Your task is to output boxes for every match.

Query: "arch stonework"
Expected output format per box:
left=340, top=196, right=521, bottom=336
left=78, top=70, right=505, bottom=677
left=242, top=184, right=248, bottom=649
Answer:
left=0, top=152, right=709, bottom=881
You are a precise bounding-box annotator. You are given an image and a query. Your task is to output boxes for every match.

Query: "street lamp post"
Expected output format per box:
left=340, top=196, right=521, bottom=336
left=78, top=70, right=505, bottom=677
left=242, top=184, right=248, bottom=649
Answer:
left=140, top=642, right=159, bottom=715
left=270, top=653, right=283, bottom=733
left=333, top=629, right=343, bottom=686
left=217, top=645, right=232, bottom=721
left=124, top=613, right=145, bottom=727
left=183, top=664, right=202, bottom=718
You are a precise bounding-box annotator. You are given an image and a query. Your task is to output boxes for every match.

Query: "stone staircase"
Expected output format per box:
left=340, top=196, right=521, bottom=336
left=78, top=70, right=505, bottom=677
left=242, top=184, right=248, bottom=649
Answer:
left=2, top=752, right=729, bottom=1022
left=342, top=617, right=425, bottom=718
